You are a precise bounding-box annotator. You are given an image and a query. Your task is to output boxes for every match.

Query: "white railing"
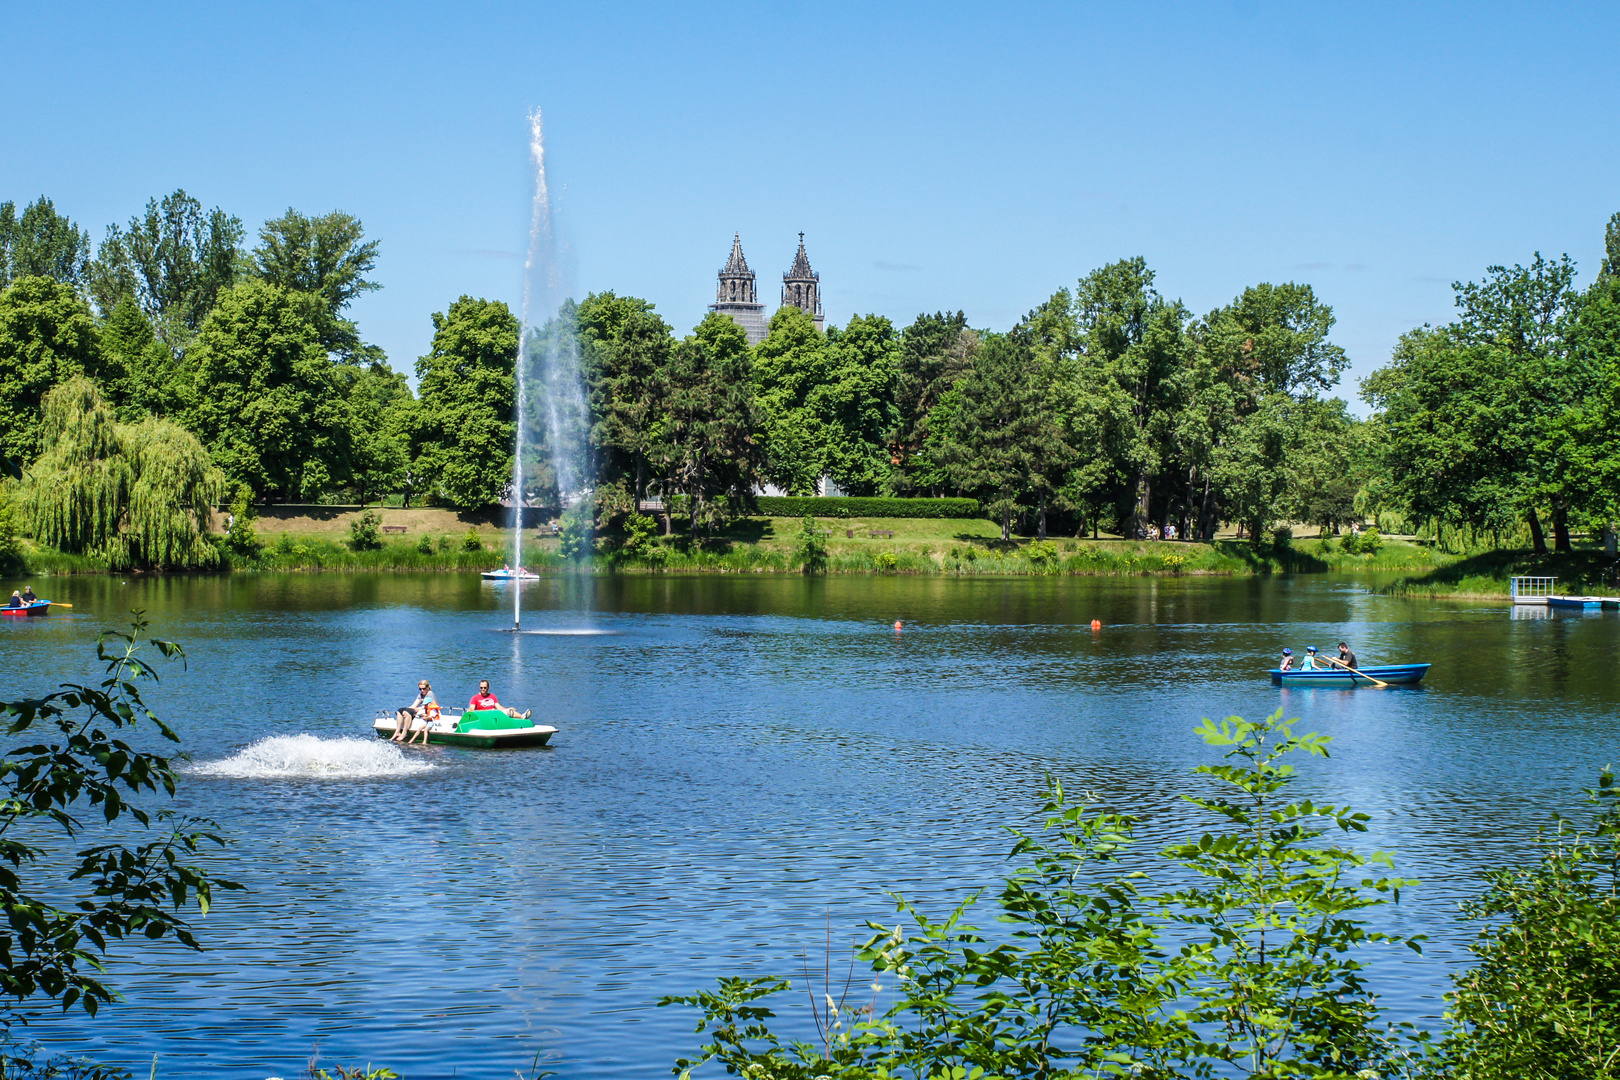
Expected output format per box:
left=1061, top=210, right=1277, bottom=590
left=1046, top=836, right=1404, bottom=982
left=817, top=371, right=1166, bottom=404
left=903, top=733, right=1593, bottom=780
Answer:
left=1510, top=576, right=1556, bottom=603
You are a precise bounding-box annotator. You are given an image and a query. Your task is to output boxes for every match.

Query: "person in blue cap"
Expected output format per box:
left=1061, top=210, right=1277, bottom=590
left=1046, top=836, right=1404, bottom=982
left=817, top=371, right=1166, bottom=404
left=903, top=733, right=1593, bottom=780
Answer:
left=1279, top=647, right=1295, bottom=672
left=1304, top=645, right=1321, bottom=670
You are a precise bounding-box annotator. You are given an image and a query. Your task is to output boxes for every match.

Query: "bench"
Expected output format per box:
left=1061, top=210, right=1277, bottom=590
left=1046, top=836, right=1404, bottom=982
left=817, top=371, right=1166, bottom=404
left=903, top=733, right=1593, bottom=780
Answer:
left=382, top=525, right=408, bottom=534
left=869, top=530, right=894, bottom=539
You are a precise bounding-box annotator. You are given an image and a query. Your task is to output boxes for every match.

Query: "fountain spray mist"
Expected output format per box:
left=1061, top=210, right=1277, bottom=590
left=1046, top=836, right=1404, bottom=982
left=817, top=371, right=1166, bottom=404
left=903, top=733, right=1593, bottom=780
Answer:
left=510, top=107, right=588, bottom=630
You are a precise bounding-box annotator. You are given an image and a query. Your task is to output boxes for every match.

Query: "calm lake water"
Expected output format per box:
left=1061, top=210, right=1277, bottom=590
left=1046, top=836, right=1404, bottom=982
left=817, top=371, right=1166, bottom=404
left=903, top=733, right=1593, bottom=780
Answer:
left=2, top=572, right=1618, bottom=1078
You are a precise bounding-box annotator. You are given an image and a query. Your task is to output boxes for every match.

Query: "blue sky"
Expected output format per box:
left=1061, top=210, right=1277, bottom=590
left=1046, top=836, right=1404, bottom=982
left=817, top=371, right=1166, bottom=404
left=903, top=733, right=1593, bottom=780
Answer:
left=5, top=2, right=1617, bottom=408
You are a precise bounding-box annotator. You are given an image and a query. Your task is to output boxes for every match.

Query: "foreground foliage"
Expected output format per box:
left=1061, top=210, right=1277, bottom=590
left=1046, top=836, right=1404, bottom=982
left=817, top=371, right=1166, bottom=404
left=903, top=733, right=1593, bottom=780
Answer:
left=0, top=616, right=239, bottom=1023
left=666, top=712, right=1620, bottom=1079
left=663, top=709, right=1418, bottom=1078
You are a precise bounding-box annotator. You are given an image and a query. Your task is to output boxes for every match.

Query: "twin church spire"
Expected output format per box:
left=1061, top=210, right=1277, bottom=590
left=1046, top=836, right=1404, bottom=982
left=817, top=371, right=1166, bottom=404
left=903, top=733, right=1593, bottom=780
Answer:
left=709, top=232, right=824, bottom=345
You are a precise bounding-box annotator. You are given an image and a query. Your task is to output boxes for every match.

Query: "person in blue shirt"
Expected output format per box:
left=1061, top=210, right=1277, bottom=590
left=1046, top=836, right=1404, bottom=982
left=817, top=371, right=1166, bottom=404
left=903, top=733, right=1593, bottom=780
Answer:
left=4, top=591, right=21, bottom=608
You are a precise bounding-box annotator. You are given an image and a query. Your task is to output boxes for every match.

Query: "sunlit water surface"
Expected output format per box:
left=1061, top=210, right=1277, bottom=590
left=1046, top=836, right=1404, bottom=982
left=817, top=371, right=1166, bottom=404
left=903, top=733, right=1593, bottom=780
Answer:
left=2, top=572, right=1616, bottom=1077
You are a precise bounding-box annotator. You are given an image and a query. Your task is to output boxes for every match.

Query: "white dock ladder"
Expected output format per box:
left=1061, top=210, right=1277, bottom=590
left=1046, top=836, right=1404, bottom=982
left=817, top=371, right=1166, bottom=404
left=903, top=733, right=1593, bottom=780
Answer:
left=1510, top=576, right=1556, bottom=605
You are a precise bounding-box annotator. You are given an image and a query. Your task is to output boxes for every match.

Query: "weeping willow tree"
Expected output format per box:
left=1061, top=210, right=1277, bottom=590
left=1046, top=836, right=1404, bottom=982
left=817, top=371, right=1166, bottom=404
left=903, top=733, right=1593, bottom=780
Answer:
left=23, top=377, right=223, bottom=569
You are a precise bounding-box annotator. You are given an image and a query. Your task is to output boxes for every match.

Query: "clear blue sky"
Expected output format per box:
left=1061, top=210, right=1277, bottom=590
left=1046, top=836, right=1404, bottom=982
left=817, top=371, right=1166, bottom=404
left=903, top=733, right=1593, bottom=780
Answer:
left=5, top=2, right=1617, bottom=408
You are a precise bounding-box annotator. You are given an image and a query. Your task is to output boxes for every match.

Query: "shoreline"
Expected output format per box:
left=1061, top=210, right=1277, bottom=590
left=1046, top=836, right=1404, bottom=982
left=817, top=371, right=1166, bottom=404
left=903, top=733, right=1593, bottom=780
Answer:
left=12, top=527, right=1462, bottom=580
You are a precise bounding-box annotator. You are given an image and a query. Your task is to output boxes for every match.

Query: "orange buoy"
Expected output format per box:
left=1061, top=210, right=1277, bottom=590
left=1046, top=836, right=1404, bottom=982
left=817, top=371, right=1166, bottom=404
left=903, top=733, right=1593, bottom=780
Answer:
left=1091, top=619, right=1102, bottom=631
left=894, top=620, right=903, bottom=632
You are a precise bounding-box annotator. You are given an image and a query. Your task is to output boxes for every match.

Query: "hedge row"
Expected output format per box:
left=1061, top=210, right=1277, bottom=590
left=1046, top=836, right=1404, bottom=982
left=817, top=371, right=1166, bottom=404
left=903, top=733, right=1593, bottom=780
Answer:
left=752, top=496, right=982, bottom=519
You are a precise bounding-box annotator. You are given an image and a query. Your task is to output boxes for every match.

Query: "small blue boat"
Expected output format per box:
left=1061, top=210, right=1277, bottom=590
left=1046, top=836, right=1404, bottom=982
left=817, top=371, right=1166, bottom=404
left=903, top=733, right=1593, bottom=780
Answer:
left=1270, top=663, right=1430, bottom=687
left=480, top=569, right=539, bottom=581
left=0, top=600, right=50, bottom=617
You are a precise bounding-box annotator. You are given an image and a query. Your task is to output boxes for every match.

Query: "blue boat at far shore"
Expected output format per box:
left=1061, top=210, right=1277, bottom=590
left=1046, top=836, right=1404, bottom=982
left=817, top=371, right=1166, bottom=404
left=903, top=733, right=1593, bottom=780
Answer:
left=1270, top=663, right=1431, bottom=687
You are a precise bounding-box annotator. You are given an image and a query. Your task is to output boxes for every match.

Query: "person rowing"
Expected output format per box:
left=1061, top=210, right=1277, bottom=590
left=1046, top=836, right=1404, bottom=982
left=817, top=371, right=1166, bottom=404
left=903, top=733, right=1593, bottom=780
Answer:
left=1324, top=641, right=1358, bottom=671
left=19, top=585, right=37, bottom=604
left=469, top=679, right=532, bottom=721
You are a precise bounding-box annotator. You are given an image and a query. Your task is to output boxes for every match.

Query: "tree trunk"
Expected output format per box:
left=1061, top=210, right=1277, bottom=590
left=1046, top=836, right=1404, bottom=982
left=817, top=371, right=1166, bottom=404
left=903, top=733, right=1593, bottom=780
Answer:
left=1553, top=501, right=1572, bottom=554
left=1001, top=505, right=1011, bottom=542
left=1198, top=477, right=1217, bottom=541
left=635, top=457, right=646, bottom=512
left=1134, top=469, right=1151, bottom=538
left=1037, top=494, right=1047, bottom=540
left=1528, top=507, right=1548, bottom=555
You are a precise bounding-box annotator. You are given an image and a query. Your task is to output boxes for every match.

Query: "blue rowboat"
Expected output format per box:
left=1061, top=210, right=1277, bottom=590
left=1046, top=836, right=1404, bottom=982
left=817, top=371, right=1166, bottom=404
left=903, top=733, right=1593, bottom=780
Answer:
left=1270, top=663, right=1430, bottom=687
left=480, top=569, right=539, bottom=581
left=0, top=600, right=50, bottom=617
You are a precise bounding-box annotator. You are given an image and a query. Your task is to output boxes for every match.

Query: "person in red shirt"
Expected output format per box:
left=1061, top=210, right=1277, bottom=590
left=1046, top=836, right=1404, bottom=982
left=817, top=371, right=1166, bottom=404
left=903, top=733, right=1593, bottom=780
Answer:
left=468, top=679, right=531, bottom=720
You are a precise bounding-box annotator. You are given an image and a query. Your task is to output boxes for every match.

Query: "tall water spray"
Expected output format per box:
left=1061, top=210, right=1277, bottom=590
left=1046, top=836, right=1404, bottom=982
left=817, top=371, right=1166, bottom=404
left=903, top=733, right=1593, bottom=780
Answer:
left=510, top=108, right=588, bottom=630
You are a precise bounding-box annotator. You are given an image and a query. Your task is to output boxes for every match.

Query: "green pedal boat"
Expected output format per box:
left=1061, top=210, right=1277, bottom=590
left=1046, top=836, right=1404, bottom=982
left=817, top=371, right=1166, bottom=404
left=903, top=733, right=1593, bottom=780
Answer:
left=371, top=708, right=557, bottom=748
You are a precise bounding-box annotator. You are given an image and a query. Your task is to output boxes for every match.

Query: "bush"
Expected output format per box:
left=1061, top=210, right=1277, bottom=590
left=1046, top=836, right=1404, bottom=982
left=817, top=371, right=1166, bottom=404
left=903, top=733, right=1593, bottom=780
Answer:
left=1440, top=768, right=1620, bottom=1076
left=1272, top=525, right=1294, bottom=545
left=558, top=513, right=591, bottom=561
left=873, top=550, right=898, bottom=574
left=223, top=483, right=261, bottom=558
left=796, top=515, right=828, bottom=574
left=347, top=509, right=384, bottom=552
left=459, top=528, right=483, bottom=553
left=416, top=533, right=434, bottom=554
left=1341, top=527, right=1383, bottom=556
left=1025, top=539, right=1059, bottom=571
left=754, top=496, right=980, bottom=519
left=663, top=709, right=1417, bottom=1078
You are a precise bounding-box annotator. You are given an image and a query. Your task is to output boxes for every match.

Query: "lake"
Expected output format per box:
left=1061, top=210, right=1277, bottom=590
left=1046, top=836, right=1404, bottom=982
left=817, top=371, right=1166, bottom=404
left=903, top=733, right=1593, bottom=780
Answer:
left=2, top=572, right=1617, bottom=1077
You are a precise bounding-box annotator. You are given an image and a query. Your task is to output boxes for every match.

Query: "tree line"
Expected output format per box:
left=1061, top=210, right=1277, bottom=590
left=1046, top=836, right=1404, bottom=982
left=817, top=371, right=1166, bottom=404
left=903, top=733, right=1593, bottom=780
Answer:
left=2, top=189, right=1617, bottom=568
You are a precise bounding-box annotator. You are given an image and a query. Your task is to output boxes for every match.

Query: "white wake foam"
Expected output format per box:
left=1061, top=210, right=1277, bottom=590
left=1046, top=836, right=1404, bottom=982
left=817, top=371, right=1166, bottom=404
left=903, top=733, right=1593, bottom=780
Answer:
left=193, top=735, right=436, bottom=779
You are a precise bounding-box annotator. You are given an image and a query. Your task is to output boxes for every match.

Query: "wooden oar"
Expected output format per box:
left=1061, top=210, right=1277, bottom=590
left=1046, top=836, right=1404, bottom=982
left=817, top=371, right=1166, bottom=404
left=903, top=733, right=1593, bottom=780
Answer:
left=1325, top=656, right=1387, bottom=687
left=48, top=602, right=72, bottom=609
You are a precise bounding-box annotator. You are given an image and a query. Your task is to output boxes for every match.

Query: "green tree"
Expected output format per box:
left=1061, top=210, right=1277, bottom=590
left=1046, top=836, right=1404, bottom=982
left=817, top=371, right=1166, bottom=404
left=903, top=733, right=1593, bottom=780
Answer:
left=937, top=333, right=1044, bottom=540
left=0, top=197, right=92, bottom=290
left=1073, top=259, right=1189, bottom=536
left=753, top=307, right=832, bottom=495
left=1364, top=255, right=1585, bottom=554
left=412, top=296, right=518, bottom=509
left=889, top=311, right=977, bottom=496
left=252, top=208, right=382, bottom=363
left=344, top=363, right=414, bottom=505
left=22, top=378, right=223, bottom=569
left=1211, top=393, right=1305, bottom=546
left=0, top=617, right=240, bottom=1021
left=96, top=296, right=188, bottom=422
left=186, top=281, right=355, bottom=501
left=576, top=291, right=673, bottom=508
left=89, top=190, right=244, bottom=343
left=817, top=314, right=901, bottom=496
left=0, top=276, right=99, bottom=461
left=655, top=313, right=762, bottom=531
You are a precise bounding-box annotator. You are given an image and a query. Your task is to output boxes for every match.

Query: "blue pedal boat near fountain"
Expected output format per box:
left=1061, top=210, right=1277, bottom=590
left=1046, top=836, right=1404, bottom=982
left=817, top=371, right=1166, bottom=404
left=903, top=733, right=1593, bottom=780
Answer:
left=1270, top=663, right=1431, bottom=687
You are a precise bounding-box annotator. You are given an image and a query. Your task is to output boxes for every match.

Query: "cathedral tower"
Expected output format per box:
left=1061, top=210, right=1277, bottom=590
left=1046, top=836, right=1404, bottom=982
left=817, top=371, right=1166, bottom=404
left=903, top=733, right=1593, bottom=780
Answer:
left=709, top=233, right=767, bottom=345
left=780, top=232, right=824, bottom=332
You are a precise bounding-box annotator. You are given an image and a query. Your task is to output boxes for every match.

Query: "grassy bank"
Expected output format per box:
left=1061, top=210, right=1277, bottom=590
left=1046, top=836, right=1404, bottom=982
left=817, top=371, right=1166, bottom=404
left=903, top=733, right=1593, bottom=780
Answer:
left=8, top=516, right=1459, bottom=579
left=609, top=523, right=1451, bottom=576
left=1380, top=548, right=1620, bottom=598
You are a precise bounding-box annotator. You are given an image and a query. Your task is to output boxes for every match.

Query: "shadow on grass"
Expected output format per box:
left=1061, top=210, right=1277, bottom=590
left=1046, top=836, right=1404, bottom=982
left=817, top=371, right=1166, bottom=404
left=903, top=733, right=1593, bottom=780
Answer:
left=1383, top=548, right=1620, bottom=595
left=1210, top=541, right=1330, bottom=574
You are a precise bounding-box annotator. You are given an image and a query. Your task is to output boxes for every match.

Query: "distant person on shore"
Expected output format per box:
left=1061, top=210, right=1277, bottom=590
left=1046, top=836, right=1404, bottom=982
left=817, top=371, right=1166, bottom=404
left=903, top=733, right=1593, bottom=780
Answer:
left=1331, top=641, right=1358, bottom=671
left=469, top=680, right=531, bottom=720
left=1279, top=648, right=1295, bottom=672
left=393, top=680, right=437, bottom=743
